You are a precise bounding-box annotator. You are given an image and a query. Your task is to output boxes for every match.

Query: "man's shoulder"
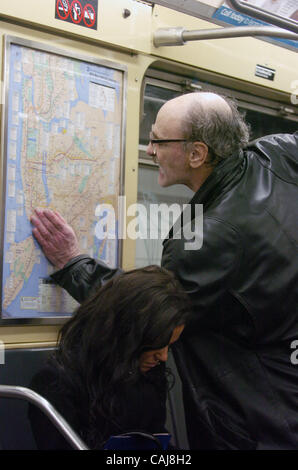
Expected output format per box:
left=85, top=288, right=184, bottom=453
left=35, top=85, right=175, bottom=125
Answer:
left=246, top=132, right=298, bottom=183
left=162, top=214, right=243, bottom=266
left=248, top=131, right=298, bottom=149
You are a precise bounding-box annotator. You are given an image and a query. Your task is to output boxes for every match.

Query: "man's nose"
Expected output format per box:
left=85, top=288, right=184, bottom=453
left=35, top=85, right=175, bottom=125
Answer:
left=147, top=143, right=157, bottom=164
left=146, top=141, right=154, bottom=156
left=156, top=346, right=169, bottom=363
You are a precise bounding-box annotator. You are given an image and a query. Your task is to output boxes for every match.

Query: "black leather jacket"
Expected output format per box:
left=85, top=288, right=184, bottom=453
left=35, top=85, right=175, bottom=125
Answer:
left=52, top=133, right=298, bottom=449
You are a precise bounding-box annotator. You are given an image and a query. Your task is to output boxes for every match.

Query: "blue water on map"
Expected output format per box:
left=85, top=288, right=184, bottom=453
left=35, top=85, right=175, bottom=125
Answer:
left=2, top=45, right=120, bottom=318
left=42, top=151, right=51, bottom=205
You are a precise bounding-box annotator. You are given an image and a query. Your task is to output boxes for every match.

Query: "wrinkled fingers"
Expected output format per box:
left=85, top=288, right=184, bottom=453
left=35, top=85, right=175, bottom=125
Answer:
left=33, top=208, right=59, bottom=235
left=42, top=209, right=70, bottom=235
left=31, top=215, right=52, bottom=242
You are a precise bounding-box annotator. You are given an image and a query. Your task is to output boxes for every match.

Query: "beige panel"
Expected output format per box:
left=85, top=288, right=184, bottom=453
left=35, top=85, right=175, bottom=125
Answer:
left=0, top=2, right=297, bottom=346
left=0, top=325, right=60, bottom=345
left=197, top=0, right=223, bottom=6
left=151, top=5, right=298, bottom=96
left=4, top=341, right=57, bottom=349
left=0, top=20, right=154, bottom=345
left=0, top=0, right=152, bottom=53
left=0, top=0, right=297, bottom=97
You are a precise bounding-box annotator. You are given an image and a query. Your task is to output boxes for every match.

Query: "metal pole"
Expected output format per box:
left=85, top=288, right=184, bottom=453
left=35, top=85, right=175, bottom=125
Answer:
left=0, top=385, right=89, bottom=450
left=153, top=25, right=298, bottom=47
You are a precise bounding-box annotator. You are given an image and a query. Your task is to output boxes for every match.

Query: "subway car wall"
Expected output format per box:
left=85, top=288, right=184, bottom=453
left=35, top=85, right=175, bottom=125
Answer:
left=0, top=0, right=297, bottom=450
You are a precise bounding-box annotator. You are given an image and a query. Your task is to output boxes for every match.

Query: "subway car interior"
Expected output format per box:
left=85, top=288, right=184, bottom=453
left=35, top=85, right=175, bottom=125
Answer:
left=0, top=0, right=297, bottom=451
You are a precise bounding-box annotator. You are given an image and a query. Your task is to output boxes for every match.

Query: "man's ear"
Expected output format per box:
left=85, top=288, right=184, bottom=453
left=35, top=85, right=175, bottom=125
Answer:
left=188, top=142, right=209, bottom=168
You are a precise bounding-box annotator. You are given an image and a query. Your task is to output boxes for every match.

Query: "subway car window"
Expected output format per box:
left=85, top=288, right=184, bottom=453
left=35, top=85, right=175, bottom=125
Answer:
left=140, top=76, right=298, bottom=149
left=139, top=84, right=182, bottom=147
left=136, top=167, right=193, bottom=267
left=240, top=108, right=298, bottom=140
left=137, top=81, right=192, bottom=267
left=136, top=76, right=298, bottom=267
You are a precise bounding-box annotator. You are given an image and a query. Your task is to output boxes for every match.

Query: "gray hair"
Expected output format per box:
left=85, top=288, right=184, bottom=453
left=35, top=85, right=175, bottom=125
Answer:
left=182, top=94, right=250, bottom=166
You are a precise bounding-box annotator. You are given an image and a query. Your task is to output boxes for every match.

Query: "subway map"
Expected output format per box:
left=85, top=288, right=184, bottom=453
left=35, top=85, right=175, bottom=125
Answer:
left=1, top=43, right=123, bottom=318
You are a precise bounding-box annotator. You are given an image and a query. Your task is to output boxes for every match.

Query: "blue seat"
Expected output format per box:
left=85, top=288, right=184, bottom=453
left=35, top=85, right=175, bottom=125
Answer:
left=0, top=347, right=189, bottom=450
left=0, top=347, right=54, bottom=449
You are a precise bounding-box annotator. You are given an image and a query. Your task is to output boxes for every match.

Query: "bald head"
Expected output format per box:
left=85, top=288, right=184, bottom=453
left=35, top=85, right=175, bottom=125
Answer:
left=159, top=92, right=233, bottom=132
left=172, top=91, right=232, bottom=110
left=157, top=91, right=249, bottom=165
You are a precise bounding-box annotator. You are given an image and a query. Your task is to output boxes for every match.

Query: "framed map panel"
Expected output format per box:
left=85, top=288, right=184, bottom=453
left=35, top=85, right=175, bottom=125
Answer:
left=0, top=36, right=126, bottom=322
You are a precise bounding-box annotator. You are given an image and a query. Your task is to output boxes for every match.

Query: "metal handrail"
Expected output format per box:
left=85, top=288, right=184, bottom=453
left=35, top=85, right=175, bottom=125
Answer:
left=0, top=384, right=89, bottom=450
left=229, top=0, right=298, bottom=34
left=153, top=25, right=298, bottom=47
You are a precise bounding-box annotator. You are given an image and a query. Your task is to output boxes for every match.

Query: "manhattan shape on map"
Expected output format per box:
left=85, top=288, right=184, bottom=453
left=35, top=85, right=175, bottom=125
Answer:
left=1, top=42, right=124, bottom=318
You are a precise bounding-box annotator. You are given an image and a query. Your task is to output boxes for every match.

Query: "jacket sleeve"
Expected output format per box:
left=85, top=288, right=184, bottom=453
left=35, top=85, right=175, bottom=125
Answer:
left=161, top=216, right=243, bottom=326
left=51, top=255, right=123, bottom=303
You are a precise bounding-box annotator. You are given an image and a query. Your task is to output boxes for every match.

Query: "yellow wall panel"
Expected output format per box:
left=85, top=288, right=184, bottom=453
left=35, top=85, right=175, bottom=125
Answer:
left=0, top=20, right=154, bottom=345
left=0, top=1, right=297, bottom=346
left=151, top=5, right=298, bottom=96
left=1, top=325, right=59, bottom=346
left=0, top=0, right=153, bottom=53
left=0, top=0, right=297, bottom=96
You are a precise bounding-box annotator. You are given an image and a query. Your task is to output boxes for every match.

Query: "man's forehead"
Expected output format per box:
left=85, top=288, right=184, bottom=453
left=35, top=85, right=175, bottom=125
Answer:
left=152, top=113, right=183, bottom=136
left=151, top=123, right=173, bottom=138
left=151, top=124, right=160, bottom=136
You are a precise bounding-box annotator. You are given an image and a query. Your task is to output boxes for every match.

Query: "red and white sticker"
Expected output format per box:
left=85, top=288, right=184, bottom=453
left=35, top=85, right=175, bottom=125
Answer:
left=70, top=1, right=83, bottom=24
left=56, top=0, right=70, bottom=20
left=55, top=0, right=98, bottom=30
left=83, top=4, right=96, bottom=28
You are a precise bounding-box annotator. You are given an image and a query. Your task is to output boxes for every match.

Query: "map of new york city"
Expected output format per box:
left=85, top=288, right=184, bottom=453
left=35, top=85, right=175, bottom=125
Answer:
left=2, top=44, right=123, bottom=318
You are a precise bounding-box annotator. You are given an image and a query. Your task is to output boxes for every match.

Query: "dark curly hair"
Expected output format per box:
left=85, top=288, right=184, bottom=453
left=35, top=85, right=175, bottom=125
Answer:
left=50, top=265, right=191, bottom=447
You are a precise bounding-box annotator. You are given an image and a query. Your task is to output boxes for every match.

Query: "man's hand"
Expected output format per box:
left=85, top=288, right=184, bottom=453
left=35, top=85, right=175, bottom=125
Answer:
left=30, top=208, right=81, bottom=269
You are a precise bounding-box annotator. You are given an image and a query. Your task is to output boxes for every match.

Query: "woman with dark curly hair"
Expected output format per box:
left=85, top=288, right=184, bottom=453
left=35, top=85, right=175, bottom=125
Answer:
left=28, top=265, right=191, bottom=449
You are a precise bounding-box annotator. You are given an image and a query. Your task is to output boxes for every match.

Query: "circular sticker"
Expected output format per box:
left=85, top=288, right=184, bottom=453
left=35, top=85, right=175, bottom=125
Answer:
left=56, top=0, right=70, bottom=20
left=83, top=4, right=96, bottom=28
left=70, top=0, right=83, bottom=24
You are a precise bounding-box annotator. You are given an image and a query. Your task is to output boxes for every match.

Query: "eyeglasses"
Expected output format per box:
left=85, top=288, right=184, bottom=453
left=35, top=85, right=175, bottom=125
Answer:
left=149, top=131, right=190, bottom=145
left=149, top=138, right=188, bottom=145
left=148, top=133, right=194, bottom=164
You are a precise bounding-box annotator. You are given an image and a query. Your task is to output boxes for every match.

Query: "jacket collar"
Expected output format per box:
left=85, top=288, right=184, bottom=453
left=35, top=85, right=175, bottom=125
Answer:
left=189, top=151, right=246, bottom=209
left=164, top=151, right=246, bottom=242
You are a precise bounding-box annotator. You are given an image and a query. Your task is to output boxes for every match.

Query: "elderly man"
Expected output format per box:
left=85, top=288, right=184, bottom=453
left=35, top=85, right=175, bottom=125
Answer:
left=31, top=92, right=298, bottom=450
